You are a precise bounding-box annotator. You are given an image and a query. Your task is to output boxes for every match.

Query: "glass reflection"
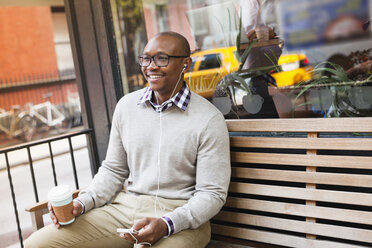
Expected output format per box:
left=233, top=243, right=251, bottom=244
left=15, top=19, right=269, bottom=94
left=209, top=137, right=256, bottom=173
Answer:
left=113, top=0, right=372, bottom=119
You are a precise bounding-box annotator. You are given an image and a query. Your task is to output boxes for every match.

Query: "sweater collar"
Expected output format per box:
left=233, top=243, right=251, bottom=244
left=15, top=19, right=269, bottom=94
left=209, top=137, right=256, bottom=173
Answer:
left=138, top=82, right=191, bottom=112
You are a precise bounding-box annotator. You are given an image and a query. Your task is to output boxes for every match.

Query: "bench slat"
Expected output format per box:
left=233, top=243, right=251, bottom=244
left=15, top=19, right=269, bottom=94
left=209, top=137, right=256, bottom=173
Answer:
left=215, top=211, right=372, bottom=243
left=225, top=197, right=372, bottom=226
left=232, top=168, right=372, bottom=187
left=230, top=137, right=372, bottom=151
left=231, top=152, right=372, bottom=169
left=226, top=118, right=372, bottom=133
left=229, top=182, right=372, bottom=206
left=211, top=224, right=364, bottom=248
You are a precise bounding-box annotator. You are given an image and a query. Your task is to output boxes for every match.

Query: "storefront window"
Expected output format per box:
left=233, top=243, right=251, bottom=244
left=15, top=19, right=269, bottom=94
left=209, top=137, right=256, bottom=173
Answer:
left=0, top=5, right=83, bottom=146
left=114, top=0, right=372, bottom=119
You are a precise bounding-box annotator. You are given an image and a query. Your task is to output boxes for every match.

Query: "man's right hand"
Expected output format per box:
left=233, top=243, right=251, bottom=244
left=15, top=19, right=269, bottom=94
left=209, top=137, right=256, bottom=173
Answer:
left=48, top=200, right=83, bottom=228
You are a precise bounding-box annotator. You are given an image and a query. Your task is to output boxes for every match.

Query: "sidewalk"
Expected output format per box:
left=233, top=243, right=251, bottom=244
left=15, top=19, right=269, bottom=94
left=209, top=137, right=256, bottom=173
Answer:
left=0, top=134, right=87, bottom=170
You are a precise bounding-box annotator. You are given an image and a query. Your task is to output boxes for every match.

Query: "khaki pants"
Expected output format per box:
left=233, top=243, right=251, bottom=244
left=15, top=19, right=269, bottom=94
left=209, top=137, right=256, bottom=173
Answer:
left=24, top=192, right=211, bottom=248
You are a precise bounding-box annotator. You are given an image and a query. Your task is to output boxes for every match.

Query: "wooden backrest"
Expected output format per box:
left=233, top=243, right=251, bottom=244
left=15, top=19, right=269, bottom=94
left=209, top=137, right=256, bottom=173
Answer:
left=212, top=117, right=372, bottom=248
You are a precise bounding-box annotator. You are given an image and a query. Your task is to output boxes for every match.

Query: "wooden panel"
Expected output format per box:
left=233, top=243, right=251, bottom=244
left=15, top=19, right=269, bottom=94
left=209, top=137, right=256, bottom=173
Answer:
left=226, top=118, right=372, bottom=133
left=232, top=168, right=372, bottom=187
left=231, top=152, right=372, bottom=169
left=25, top=201, right=48, bottom=212
left=210, top=235, right=281, bottom=248
left=214, top=211, right=372, bottom=243
left=240, top=39, right=281, bottom=49
left=30, top=211, right=44, bottom=232
left=211, top=224, right=364, bottom=248
left=207, top=239, right=260, bottom=248
left=229, top=182, right=372, bottom=206
left=305, top=132, right=317, bottom=239
left=230, top=137, right=372, bottom=151
left=224, top=197, right=372, bottom=226
left=222, top=118, right=372, bottom=247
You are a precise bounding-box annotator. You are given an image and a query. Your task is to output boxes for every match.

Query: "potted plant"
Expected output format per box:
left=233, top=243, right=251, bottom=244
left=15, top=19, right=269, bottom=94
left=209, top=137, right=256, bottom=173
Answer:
left=269, top=55, right=372, bottom=118
left=212, top=61, right=278, bottom=118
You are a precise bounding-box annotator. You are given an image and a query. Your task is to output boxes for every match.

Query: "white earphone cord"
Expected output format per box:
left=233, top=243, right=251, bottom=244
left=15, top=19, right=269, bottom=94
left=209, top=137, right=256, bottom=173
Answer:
left=154, top=65, right=185, bottom=107
left=128, top=231, right=151, bottom=247
left=120, top=66, right=186, bottom=247
left=154, top=66, right=186, bottom=217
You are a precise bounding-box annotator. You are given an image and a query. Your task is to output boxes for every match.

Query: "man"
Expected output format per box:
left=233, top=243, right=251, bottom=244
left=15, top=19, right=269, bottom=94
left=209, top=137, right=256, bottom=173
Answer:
left=239, top=0, right=281, bottom=69
left=238, top=0, right=280, bottom=118
left=25, top=32, right=231, bottom=248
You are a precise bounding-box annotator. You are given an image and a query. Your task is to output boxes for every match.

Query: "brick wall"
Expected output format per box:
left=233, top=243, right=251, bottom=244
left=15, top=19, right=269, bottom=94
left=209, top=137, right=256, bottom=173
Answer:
left=0, top=6, right=58, bottom=79
left=0, top=7, right=78, bottom=112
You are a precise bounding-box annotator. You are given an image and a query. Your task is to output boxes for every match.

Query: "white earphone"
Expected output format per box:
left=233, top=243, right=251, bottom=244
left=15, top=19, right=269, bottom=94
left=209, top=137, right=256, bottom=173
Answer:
left=154, top=62, right=187, bottom=217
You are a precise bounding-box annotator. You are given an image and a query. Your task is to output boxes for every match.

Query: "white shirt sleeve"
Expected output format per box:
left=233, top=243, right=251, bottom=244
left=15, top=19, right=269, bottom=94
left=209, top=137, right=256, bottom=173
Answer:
left=240, top=0, right=261, bottom=33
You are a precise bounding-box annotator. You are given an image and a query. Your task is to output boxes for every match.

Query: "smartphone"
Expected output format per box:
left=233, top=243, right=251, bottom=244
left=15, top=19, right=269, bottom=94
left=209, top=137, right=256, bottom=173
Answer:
left=116, top=228, right=138, bottom=234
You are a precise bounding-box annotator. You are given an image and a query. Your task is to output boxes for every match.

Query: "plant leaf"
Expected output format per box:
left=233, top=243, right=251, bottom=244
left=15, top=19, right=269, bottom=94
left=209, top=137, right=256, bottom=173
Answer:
left=264, top=50, right=281, bottom=72
left=312, top=67, right=350, bottom=82
left=234, top=75, right=252, bottom=94
left=238, top=40, right=257, bottom=71
left=236, top=8, right=242, bottom=59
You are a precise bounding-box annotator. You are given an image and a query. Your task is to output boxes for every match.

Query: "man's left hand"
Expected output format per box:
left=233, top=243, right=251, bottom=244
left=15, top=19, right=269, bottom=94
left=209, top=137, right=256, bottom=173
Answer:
left=247, top=26, right=276, bottom=41
left=120, top=217, right=168, bottom=245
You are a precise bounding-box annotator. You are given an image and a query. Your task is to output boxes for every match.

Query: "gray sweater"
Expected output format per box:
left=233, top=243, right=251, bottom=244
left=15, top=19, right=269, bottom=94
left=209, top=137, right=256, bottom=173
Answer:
left=77, top=88, right=231, bottom=234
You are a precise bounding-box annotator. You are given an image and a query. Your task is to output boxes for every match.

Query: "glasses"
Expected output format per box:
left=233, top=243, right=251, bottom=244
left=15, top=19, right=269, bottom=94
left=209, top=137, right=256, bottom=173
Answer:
left=138, top=54, right=188, bottom=67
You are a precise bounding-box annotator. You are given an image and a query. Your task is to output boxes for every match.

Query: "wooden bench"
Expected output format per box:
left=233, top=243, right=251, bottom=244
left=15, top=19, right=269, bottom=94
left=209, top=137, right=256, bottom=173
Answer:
left=26, top=117, right=372, bottom=248
left=210, top=117, right=372, bottom=248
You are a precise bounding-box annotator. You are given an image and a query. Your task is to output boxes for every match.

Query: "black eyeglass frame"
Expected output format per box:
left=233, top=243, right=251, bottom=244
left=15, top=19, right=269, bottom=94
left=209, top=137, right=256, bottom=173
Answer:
left=138, top=54, right=189, bottom=67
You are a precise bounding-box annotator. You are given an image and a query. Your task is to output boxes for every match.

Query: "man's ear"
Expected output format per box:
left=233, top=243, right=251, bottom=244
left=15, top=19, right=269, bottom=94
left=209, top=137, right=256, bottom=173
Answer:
left=183, top=57, right=192, bottom=70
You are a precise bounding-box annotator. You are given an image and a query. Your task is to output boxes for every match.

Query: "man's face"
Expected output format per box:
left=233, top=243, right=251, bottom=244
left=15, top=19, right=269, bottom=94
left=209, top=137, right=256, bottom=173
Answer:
left=141, top=35, right=188, bottom=96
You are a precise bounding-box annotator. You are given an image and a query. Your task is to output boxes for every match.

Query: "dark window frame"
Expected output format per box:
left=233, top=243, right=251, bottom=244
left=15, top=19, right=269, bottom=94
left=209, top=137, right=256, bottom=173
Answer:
left=65, top=0, right=123, bottom=174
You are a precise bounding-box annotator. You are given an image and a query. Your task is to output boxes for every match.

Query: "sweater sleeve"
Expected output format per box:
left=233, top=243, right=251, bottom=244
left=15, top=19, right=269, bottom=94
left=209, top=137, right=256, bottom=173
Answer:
left=165, top=113, right=231, bottom=234
left=77, top=101, right=130, bottom=212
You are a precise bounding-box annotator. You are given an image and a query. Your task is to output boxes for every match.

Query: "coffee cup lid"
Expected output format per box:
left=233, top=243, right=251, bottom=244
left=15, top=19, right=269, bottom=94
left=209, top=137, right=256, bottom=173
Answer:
left=48, top=185, right=73, bottom=202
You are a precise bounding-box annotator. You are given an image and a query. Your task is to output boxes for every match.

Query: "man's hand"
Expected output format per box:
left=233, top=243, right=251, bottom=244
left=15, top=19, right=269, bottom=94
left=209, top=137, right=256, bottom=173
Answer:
left=119, top=217, right=168, bottom=245
left=247, top=26, right=275, bottom=40
left=48, top=200, right=83, bottom=228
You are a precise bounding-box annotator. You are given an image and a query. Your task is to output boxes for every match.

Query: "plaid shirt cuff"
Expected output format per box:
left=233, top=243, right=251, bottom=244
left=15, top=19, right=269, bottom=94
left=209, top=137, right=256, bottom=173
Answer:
left=73, top=199, right=85, bottom=215
left=160, top=216, right=175, bottom=237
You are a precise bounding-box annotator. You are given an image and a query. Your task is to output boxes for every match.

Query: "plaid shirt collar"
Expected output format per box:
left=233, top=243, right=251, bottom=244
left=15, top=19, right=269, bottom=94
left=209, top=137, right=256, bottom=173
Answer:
left=138, top=82, right=191, bottom=113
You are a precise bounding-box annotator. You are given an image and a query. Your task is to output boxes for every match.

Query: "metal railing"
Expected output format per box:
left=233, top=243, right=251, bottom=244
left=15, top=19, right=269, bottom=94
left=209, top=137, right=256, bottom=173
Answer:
left=0, top=69, right=76, bottom=90
left=0, top=129, right=93, bottom=248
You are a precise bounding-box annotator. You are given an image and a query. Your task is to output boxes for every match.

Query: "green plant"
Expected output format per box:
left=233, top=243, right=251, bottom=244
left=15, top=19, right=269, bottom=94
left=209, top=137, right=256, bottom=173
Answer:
left=291, top=62, right=372, bottom=117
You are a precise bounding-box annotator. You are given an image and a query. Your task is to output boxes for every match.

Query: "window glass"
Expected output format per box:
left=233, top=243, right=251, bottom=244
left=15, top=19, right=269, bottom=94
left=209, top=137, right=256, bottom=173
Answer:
left=0, top=4, right=90, bottom=248
left=113, top=0, right=372, bottom=119
left=188, top=56, right=197, bottom=72
left=198, top=54, right=222, bottom=71
left=0, top=5, right=83, bottom=145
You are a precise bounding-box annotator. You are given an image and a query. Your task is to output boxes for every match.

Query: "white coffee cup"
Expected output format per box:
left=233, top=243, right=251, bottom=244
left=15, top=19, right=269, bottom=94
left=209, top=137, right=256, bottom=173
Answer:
left=48, top=185, right=75, bottom=225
